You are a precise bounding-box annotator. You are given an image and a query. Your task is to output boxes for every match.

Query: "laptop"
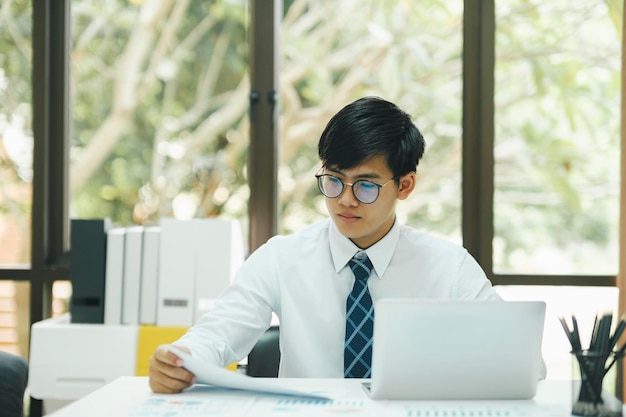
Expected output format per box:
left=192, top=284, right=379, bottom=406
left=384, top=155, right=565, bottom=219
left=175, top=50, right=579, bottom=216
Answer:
left=362, top=299, right=546, bottom=400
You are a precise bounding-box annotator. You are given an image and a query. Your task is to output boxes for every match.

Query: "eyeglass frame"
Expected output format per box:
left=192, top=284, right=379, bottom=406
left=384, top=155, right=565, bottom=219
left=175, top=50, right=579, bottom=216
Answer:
left=314, top=169, right=399, bottom=204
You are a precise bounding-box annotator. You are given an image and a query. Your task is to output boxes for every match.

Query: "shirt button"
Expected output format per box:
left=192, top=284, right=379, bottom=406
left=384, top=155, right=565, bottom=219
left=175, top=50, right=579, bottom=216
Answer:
left=354, top=251, right=367, bottom=259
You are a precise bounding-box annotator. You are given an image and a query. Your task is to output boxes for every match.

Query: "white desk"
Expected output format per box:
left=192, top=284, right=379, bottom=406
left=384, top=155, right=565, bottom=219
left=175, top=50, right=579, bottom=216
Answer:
left=48, top=377, right=575, bottom=416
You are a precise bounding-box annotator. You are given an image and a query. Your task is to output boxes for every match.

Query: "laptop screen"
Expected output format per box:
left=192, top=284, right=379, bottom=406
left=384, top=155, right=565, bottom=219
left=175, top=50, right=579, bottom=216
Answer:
left=366, top=299, right=546, bottom=400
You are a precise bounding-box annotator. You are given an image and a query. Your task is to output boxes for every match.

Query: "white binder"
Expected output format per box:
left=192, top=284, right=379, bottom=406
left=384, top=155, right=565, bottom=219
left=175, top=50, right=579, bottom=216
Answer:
left=139, top=226, right=160, bottom=325
left=157, top=218, right=196, bottom=326
left=156, top=218, right=245, bottom=326
left=121, top=226, right=144, bottom=325
left=103, top=228, right=126, bottom=325
left=194, top=218, right=245, bottom=321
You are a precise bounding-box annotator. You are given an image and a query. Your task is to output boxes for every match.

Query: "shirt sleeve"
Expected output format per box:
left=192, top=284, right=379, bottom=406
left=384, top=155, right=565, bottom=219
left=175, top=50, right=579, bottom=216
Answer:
left=453, top=250, right=502, bottom=301
left=175, top=242, right=279, bottom=368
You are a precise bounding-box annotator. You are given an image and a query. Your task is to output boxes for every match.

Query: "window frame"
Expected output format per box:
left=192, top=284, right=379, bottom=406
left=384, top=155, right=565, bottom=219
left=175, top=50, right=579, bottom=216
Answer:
left=462, top=0, right=615, bottom=287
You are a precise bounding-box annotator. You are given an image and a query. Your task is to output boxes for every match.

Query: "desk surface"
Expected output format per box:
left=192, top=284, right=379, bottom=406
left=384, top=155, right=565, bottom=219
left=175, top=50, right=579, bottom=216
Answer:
left=48, top=377, right=575, bottom=417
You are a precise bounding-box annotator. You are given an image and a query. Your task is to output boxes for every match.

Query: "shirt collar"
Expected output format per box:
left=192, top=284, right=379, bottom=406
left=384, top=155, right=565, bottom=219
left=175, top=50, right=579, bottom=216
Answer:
left=328, top=218, right=400, bottom=279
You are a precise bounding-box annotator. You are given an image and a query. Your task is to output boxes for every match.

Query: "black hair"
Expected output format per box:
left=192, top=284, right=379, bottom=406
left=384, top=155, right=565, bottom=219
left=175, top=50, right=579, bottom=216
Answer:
left=317, top=96, right=425, bottom=179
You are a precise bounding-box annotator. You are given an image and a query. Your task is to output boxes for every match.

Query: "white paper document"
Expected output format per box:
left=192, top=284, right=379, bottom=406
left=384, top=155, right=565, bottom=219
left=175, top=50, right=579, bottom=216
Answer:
left=128, top=396, right=254, bottom=417
left=166, top=346, right=330, bottom=399
left=248, top=397, right=386, bottom=417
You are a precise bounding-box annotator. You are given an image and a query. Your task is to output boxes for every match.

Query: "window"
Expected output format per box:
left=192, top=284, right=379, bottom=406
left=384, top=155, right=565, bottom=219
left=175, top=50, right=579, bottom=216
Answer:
left=0, top=0, right=32, bottom=267
left=494, top=1, right=621, bottom=276
left=279, top=0, right=464, bottom=241
left=69, top=1, right=250, bottom=232
left=0, top=0, right=32, bottom=358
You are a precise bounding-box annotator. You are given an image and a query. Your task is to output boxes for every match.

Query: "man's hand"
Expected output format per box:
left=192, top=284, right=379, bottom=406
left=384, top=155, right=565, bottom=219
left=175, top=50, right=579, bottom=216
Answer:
left=148, top=344, right=196, bottom=393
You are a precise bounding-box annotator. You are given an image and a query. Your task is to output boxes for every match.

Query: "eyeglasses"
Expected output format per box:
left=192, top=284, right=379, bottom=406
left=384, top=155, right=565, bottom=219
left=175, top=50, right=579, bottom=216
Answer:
left=315, top=172, right=397, bottom=204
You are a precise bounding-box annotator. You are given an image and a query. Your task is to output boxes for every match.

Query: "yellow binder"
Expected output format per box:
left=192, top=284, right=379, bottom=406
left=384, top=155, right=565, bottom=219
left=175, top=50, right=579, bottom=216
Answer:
left=135, top=325, right=237, bottom=375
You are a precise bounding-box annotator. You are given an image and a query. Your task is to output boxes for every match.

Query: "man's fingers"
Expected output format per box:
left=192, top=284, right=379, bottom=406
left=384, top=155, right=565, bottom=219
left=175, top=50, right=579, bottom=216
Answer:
left=148, top=376, right=179, bottom=394
left=148, top=365, right=193, bottom=393
left=154, top=344, right=185, bottom=366
left=148, top=344, right=195, bottom=393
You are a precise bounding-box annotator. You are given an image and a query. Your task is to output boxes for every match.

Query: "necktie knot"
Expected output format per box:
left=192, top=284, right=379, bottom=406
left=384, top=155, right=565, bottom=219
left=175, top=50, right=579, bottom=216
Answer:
left=349, top=253, right=373, bottom=282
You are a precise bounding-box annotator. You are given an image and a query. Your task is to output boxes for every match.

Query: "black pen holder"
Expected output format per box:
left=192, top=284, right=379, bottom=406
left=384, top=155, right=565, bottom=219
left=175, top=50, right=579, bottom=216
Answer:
left=571, top=350, right=624, bottom=417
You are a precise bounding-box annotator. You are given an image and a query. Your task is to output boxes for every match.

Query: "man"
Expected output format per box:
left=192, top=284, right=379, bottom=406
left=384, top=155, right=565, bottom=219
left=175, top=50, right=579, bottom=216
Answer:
left=148, top=96, right=501, bottom=393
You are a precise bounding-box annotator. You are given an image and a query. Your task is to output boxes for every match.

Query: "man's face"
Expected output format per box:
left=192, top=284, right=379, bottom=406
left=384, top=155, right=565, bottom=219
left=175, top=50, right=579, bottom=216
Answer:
left=322, top=155, right=415, bottom=249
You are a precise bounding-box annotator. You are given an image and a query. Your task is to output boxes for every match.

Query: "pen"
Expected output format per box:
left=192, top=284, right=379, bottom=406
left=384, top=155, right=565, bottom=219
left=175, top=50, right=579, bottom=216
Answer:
left=608, top=316, right=626, bottom=352
left=571, top=315, right=582, bottom=352
left=603, top=341, right=626, bottom=378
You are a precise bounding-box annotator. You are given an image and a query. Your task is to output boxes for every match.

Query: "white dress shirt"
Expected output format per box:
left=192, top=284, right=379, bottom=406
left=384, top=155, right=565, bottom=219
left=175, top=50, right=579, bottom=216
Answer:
left=176, top=218, right=501, bottom=378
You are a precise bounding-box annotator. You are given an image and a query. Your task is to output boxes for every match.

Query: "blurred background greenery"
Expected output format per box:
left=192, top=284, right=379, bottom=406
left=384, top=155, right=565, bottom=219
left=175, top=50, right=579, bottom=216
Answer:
left=2, top=0, right=620, bottom=274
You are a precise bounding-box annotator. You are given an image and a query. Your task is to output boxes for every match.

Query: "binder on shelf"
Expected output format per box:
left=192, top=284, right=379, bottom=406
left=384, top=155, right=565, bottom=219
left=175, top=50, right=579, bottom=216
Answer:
left=194, top=218, right=245, bottom=321
left=156, top=217, right=246, bottom=326
left=69, top=218, right=111, bottom=324
left=139, top=226, right=160, bottom=325
left=104, top=227, right=126, bottom=325
left=122, top=226, right=144, bottom=325
left=157, top=218, right=196, bottom=326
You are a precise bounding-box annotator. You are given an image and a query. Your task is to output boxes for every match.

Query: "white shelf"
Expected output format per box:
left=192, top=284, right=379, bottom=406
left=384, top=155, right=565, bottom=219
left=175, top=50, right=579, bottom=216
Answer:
left=29, top=314, right=139, bottom=401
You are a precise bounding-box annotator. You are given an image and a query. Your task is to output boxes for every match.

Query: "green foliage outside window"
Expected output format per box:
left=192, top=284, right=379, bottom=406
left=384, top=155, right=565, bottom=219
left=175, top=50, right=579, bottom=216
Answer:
left=0, top=0, right=621, bottom=275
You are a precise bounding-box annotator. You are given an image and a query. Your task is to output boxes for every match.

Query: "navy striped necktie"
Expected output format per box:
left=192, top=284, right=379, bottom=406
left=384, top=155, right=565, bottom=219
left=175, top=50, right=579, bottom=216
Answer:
left=344, top=251, right=374, bottom=378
